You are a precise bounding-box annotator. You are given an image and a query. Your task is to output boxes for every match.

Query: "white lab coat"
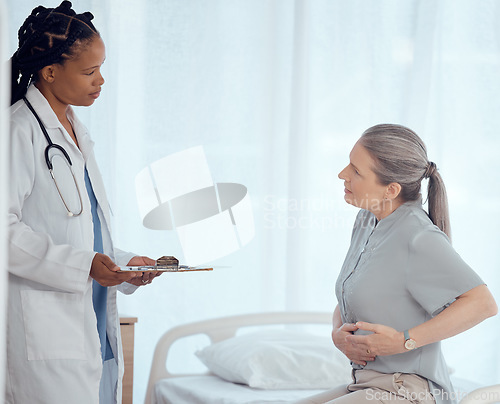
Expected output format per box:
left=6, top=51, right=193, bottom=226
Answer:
left=6, top=85, right=136, bottom=404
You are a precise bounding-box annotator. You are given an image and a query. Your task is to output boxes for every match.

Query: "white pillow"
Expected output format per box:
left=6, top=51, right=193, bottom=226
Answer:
left=195, top=329, right=352, bottom=390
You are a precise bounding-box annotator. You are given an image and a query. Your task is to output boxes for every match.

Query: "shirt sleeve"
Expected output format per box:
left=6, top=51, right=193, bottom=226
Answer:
left=406, top=228, right=484, bottom=317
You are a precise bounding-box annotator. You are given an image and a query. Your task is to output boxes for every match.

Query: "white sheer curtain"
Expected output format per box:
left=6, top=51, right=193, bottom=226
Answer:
left=7, top=1, right=500, bottom=402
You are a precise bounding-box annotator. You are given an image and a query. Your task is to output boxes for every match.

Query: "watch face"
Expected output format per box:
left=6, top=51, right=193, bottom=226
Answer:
left=405, top=339, right=417, bottom=350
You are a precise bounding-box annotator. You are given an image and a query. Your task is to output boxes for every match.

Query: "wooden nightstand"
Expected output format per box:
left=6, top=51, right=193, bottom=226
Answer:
left=120, top=316, right=138, bottom=404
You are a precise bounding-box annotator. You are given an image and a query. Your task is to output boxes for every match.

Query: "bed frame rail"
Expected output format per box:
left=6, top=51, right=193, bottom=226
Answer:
left=144, top=311, right=331, bottom=404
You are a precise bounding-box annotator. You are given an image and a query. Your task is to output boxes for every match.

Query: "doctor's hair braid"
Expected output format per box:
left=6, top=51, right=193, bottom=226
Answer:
left=360, top=124, right=451, bottom=239
left=10, top=0, right=99, bottom=105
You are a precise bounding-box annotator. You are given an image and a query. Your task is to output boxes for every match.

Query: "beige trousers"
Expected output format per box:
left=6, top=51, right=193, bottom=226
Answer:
left=295, top=370, right=436, bottom=404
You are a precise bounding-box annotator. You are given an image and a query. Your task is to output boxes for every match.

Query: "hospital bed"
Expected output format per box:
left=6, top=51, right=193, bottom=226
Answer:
left=144, top=312, right=496, bottom=404
left=144, top=311, right=352, bottom=404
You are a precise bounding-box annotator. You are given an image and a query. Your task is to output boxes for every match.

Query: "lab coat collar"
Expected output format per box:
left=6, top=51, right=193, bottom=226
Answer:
left=66, top=107, right=95, bottom=160
left=26, top=84, right=95, bottom=159
left=25, top=84, right=61, bottom=129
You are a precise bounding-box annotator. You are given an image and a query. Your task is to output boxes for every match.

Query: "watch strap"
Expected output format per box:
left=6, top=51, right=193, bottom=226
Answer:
left=404, top=329, right=410, bottom=341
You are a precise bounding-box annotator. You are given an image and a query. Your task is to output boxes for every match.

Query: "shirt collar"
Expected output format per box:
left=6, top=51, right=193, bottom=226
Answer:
left=376, top=196, right=424, bottom=227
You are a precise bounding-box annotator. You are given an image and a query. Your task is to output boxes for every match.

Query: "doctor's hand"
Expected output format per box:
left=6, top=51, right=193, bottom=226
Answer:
left=345, top=322, right=405, bottom=358
left=125, top=256, right=162, bottom=286
left=332, top=323, right=376, bottom=366
left=90, top=253, right=139, bottom=286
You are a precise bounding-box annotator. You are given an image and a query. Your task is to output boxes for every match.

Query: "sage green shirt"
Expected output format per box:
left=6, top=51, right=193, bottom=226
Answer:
left=335, top=199, right=484, bottom=404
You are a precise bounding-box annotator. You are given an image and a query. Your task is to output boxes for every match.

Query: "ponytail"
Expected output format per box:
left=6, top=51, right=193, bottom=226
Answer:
left=425, top=163, right=451, bottom=239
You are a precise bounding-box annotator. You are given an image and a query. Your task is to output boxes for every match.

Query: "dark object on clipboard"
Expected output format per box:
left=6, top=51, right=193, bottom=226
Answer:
left=118, top=256, right=213, bottom=273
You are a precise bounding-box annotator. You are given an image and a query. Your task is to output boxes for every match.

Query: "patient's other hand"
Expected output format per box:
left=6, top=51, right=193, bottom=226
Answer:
left=346, top=322, right=405, bottom=357
left=332, top=323, right=376, bottom=366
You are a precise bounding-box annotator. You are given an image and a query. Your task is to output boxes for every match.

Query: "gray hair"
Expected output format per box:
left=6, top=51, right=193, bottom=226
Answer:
left=360, top=124, right=451, bottom=238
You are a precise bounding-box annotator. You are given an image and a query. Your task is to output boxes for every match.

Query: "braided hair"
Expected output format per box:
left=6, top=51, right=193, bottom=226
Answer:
left=10, top=0, right=99, bottom=105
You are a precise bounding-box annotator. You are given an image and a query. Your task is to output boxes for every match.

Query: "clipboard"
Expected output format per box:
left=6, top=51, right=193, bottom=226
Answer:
left=117, top=255, right=212, bottom=273
left=118, top=265, right=213, bottom=273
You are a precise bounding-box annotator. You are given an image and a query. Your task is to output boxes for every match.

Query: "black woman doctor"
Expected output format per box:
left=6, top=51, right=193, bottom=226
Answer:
left=7, top=2, right=159, bottom=403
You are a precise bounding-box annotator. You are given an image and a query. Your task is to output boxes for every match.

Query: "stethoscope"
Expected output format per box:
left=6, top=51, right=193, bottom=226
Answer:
left=23, top=97, right=84, bottom=217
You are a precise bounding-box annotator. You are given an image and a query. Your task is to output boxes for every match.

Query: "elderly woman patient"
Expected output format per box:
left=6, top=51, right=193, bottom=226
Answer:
left=298, top=124, right=497, bottom=404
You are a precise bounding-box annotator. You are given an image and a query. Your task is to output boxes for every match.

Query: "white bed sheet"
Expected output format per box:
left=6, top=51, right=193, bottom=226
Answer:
left=152, top=375, right=328, bottom=404
left=152, top=374, right=482, bottom=404
left=450, top=376, right=482, bottom=402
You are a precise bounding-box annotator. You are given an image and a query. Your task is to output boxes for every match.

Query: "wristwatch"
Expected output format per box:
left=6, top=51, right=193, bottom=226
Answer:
left=404, top=329, right=417, bottom=350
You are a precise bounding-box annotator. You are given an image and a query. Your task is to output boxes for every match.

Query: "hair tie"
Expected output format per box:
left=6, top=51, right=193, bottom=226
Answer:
left=423, top=161, right=436, bottom=179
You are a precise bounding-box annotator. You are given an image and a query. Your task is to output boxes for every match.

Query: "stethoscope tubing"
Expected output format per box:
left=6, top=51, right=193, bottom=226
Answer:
left=23, top=97, right=84, bottom=217
left=23, top=97, right=73, bottom=170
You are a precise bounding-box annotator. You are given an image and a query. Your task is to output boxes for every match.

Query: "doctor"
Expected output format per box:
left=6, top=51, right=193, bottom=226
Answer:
left=7, top=2, right=159, bottom=403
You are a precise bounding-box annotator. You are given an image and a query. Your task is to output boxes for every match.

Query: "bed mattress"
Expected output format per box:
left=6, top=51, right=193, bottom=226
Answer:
left=152, top=375, right=327, bottom=404
left=152, top=374, right=482, bottom=404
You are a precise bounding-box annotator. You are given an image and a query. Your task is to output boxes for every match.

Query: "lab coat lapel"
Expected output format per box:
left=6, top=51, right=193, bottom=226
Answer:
left=26, top=86, right=82, bottom=156
left=68, top=108, right=115, bottom=259
left=85, top=155, right=114, bottom=244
